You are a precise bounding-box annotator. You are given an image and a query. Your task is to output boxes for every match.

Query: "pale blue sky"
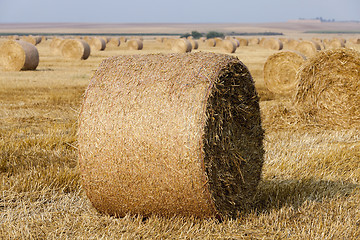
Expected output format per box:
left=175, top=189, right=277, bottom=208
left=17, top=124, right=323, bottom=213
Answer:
left=0, top=0, right=359, bottom=23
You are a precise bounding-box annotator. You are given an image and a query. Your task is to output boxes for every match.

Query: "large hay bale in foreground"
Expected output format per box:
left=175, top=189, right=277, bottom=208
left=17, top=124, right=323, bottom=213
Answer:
left=0, top=40, right=39, bottom=71
left=61, top=39, right=90, bottom=60
left=78, top=52, right=264, bottom=218
left=171, top=39, right=192, bottom=53
left=264, top=51, right=306, bottom=95
left=295, top=48, right=360, bottom=127
left=295, top=40, right=321, bottom=57
left=127, top=39, right=143, bottom=50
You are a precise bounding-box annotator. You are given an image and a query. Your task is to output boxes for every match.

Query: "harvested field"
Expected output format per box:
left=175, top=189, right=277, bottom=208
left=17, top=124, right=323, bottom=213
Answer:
left=1, top=31, right=360, bottom=239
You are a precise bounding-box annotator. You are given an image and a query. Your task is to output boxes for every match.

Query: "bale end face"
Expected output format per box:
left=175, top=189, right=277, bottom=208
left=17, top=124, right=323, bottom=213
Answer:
left=0, top=40, right=39, bottom=71
left=78, top=52, right=264, bottom=218
left=263, top=50, right=306, bottom=95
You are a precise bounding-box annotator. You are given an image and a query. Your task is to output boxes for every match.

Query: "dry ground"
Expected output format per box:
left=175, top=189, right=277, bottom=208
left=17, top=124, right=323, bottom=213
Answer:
left=0, top=37, right=359, bottom=239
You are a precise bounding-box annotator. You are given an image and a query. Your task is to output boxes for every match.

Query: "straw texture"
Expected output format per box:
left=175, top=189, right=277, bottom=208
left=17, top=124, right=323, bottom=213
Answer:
left=0, top=40, right=39, bottom=71
left=295, top=48, right=360, bottom=127
left=61, top=39, right=90, bottom=60
left=264, top=51, right=306, bottom=95
left=78, top=52, right=264, bottom=219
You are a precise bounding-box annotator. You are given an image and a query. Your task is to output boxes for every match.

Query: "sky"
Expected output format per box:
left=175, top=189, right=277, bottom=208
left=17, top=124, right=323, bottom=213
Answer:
left=0, top=0, right=359, bottom=23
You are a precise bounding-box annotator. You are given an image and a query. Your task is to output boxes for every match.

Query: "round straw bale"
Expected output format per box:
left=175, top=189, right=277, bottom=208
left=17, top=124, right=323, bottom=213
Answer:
left=171, top=39, right=192, bottom=53
left=259, top=38, right=266, bottom=46
left=107, top=37, right=121, bottom=47
left=236, top=38, right=248, bottom=46
left=21, top=35, right=37, bottom=45
left=206, top=38, right=216, bottom=47
left=78, top=52, right=264, bottom=218
left=263, top=50, right=306, bottom=95
left=189, top=39, right=199, bottom=49
left=294, top=48, right=360, bottom=127
left=326, top=39, right=345, bottom=49
left=120, top=36, right=128, bottom=43
left=89, top=38, right=106, bottom=51
left=284, top=39, right=299, bottom=50
left=127, top=39, right=143, bottom=50
left=50, top=38, right=65, bottom=55
left=221, top=40, right=237, bottom=53
left=295, top=40, right=321, bottom=57
left=101, top=36, right=111, bottom=43
left=231, top=39, right=240, bottom=48
left=215, top=37, right=223, bottom=46
left=61, top=39, right=90, bottom=60
left=0, top=40, right=39, bottom=71
left=262, top=38, right=283, bottom=50
left=249, top=38, right=259, bottom=45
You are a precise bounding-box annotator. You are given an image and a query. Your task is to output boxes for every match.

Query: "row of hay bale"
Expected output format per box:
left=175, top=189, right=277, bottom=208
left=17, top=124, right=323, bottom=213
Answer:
left=263, top=47, right=360, bottom=127
left=50, top=37, right=144, bottom=59
left=162, top=37, right=238, bottom=53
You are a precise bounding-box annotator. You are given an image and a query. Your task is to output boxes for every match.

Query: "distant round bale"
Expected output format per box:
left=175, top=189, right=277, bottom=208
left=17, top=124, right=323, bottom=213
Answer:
left=214, top=37, right=223, bottom=46
left=263, top=38, right=283, bottom=50
left=263, top=50, right=306, bottom=95
left=249, top=38, right=259, bottom=45
left=206, top=38, right=216, bottom=47
left=78, top=52, right=264, bottom=218
left=107, top=37, right=121, bottom=47
left=231, top=38, right=240, bottom=48
left=120, top=36, right=128, bottom=43
left=61, top=39, right=90, bottom=60
left=89, top=38, right=106, bottom=51
left=326, top=39, right=345, bottom=49
left=21, top=35, right=37, bottom=45
left=284, top=39, right=299, bottom=50
left=295, top=48, right=360, bottom=127
left=236, top=38, right=248, bottom=47
left=221, top=40, right=237, bottom=53
left=295, top=40, right=321, bottom=57
left=171, top=39, right=192, bottom=53
left=50, top=37, right=65, bottom=55
left=0, top=40, right=39, bottom=71
left=189, top=39, right=199, bottom=49
left=127, top=39, right=143, bottom=50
